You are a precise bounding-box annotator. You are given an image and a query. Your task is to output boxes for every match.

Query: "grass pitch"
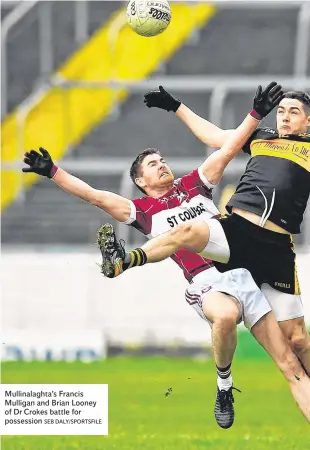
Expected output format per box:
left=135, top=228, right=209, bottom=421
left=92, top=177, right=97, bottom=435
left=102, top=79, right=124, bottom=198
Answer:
left=1, top=358, right=309, bottom=449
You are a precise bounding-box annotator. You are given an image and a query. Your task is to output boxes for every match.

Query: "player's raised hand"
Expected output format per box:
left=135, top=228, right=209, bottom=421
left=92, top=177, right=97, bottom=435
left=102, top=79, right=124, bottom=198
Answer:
left=22, top=147, right=58, bottom=178
left=143, top=86, right=181, bottom=112
left=251, top=81, right=284, bottom=120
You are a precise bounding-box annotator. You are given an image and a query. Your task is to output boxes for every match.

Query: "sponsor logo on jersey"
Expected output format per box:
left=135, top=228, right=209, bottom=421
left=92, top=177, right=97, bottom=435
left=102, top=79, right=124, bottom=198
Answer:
left=263, top=128, right=277, bottom=134
left=167, top=202, right=206, bottom=227
left=251, top=139, right=310, bottom=172
left=150, top=194, right=219, bottom=238
left=274, top=282, right=291, bottom=289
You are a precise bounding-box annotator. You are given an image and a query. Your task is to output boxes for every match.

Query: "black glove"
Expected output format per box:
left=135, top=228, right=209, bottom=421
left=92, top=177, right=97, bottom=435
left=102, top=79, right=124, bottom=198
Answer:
left=251, top=81, right=284, bottom=120
left=22, top=147, right=58, bottom=178
left=143, top=85, right=181, bottom=112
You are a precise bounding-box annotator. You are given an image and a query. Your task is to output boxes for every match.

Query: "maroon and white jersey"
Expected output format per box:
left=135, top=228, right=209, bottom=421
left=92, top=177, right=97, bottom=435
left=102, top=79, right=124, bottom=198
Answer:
left=125, top=168, right=220, bottom=283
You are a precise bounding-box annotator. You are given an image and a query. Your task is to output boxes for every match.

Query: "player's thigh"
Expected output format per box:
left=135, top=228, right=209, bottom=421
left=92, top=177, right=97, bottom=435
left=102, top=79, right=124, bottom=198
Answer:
left=204, top=215, right=260, bottom=272
left=198, top=218, right=230, bottom=263
left=261, top=284, right=303, bottom=322
left=184, top=220, right=212, bottom=253
left=185, top=267, right=241, bottom=325
left=262, top=238, right=301, bottom=296
left=186, top=267, right=270, bottom=330
left=170, top=220, right=211, bottom=253
left=202, top=291, right=241, bottom=324
left=230, top=268, right=272, bottom=330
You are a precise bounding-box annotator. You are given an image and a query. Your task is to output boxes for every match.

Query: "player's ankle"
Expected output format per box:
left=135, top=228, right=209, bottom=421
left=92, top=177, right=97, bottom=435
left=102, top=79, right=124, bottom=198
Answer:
left=217, top=375, right=233, bottom=391
left=217, top=363, right=233, bottom=391
left=123, top=248, right=147, bottom=270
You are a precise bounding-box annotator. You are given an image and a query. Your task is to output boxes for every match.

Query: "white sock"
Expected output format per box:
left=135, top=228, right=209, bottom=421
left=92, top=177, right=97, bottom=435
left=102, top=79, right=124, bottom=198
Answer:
left=217, top=375, right=233, bottom=391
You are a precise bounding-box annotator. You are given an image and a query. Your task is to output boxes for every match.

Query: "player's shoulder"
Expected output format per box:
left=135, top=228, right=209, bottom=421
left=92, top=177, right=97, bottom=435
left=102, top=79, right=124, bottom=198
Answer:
left=178, top=168, right=199, bottom=186
left=243, top=127, right=278, bottom=154
left=252, top=127, right=278, bottom=140
left=292, top=132, right=310, bottom=142
left=300, top=132, right=310, bottom=138
left=133, top=195, right=154, bottom=207
left=132, top=194, right=169, bottom=211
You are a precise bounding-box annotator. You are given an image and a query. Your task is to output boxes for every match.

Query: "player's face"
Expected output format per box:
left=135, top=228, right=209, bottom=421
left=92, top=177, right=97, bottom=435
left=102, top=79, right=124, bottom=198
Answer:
left=276, top=98, right=310, bottom=135
left=136, top=154, right=174, bottom=192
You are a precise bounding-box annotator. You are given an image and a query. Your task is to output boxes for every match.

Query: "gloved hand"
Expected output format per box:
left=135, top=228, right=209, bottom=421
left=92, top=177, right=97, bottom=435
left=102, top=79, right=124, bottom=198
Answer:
left=22, top=147, right=58, bottom=178
left=143, top=85, right=181, bottom=113
left=251, top=81, right=284, bottom=120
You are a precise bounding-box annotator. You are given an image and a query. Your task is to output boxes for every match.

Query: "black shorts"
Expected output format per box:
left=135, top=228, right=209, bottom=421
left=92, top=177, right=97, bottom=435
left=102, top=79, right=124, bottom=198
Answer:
left=214, top=214, right=300, bottom=296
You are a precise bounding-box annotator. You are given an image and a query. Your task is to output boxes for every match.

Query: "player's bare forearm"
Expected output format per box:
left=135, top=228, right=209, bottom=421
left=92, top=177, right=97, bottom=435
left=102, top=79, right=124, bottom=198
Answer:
left=53, top=168, right=95, bottom=202
left=199, top=114, right=259, bottom=185
left=176, top=104, right=233, bottom=148
left=219, top=114, right=259, bottom=162
left=143, top=86, right=232, bottom=146
left=52, top=168, right=131, bottom=222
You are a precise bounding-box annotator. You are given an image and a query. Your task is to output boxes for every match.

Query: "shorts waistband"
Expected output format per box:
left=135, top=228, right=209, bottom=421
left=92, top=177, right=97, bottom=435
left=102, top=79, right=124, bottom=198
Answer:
left=226, top=214, right=292, bottom=244
left=191, top=266, right=219, bottom=284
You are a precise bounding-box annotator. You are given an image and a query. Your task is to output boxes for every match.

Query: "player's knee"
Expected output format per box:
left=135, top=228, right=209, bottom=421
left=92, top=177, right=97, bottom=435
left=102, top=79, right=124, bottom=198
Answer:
left=170, top=223, right=197, bottom=248
left=290, top=332, right=310, bottom=356
left=172, top=221, right=209, bottom=252
left=213, top=312, right=238, bottom=331
left=171, top=222, right=193, bottom=242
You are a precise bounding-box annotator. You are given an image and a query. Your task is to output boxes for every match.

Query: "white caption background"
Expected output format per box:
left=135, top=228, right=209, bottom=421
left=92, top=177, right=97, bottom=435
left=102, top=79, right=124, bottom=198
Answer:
left=0, top=384, right=108, bottom=435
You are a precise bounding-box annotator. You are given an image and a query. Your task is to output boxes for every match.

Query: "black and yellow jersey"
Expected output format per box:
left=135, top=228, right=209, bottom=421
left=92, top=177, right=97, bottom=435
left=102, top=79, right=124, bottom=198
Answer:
left=226, top=128, right=310, bottom=234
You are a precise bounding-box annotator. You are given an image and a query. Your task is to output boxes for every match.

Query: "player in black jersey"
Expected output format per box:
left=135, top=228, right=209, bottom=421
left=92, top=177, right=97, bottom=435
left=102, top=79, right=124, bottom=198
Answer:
left=107, top=87, right=310, bottom=375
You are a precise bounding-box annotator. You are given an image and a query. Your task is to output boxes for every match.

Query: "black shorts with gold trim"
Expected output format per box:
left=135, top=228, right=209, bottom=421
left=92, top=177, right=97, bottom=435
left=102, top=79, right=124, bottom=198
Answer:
left=213, top=214, right=300, bottom=296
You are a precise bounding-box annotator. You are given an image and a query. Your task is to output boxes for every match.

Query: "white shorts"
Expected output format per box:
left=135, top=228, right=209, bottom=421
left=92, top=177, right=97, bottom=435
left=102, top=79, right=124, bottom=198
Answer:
left=185, top=267, right=271, bottom=330
left=199, top=217, right=230, bottom=263
left=261, top=284, right=304, bottom=322
left=199, top=217, right=304, bottom=322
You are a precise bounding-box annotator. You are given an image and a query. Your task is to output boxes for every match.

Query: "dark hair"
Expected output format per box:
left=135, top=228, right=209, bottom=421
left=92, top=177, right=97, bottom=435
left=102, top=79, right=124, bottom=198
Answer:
left=130, top=148, right=161, bottom=194
left=282, top=91, right=310, bottom=114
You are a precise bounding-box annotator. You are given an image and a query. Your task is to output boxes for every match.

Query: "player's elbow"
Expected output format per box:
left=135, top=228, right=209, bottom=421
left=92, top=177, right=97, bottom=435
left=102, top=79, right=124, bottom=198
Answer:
left=208, top=129, right=234, bottom=148
left=206, top=170, right=222, bottom=185
left=204, top=163, right=226, bottom=185
left=89, top=190, right=132, bottom=222
left=200, top=135, right=224, bottom=148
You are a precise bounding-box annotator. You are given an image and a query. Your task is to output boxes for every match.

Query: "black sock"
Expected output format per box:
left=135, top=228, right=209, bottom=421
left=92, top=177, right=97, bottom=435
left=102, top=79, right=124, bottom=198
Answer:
left=123, top=248, right=147, bottom=270
left=216, top=363, right=231, bottom=380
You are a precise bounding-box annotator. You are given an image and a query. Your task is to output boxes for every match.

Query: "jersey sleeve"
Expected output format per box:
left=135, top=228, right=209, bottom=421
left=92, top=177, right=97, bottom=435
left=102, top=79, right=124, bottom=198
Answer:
left=124, top=197, right=153, bottom=236
left=180, top=168, right=216, bottom=197
left=122, top=200, right=137, bottom=225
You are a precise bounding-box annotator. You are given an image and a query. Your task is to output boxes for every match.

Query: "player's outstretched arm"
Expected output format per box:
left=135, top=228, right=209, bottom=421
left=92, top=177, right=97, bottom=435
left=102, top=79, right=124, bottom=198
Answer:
left=143, top=85, right=233, bottom=147
left=199, top=82, right=284, bottom=185
left=176, top=103, right=233, bottom=147
left=22, top=148, right=132, bottom=222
